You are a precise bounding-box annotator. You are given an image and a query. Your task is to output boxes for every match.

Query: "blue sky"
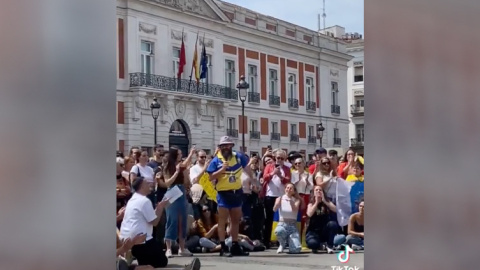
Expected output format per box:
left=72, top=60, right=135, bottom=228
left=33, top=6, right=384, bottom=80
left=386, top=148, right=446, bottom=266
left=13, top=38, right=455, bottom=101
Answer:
left=221, top=0, right=364, bottom=35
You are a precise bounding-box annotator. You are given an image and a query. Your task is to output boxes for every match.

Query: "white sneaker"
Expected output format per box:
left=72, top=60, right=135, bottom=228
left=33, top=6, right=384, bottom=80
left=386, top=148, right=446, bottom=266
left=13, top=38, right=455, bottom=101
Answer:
left=277, top=245, right=284, bottom=254
left=351, top=244, right=362, bottom=251
left=179, top=249, right=193, bottom=257
left=165, top=249, right=173, bottom=258
left=326, top=247, right=334, bottom=254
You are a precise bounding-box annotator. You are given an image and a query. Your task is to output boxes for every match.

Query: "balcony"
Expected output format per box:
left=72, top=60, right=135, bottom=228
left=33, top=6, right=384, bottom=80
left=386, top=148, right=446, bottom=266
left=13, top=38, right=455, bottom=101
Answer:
left=350, top=138, right=364, bottom=148
left=269, top=95, right=280, bottom=106
left=308, top=136, right=317, bottom=144
left=290, top=134, right=299, bottom=142
left=250, top=131, right=260, bottom=140
left=350, top=105, right=364, bottom=117
left=331, top=105, right=341, bottom=114
left=333, top=138, right=341, bottom=145
left=247, top=92, right=260, bottom=104
left=288, top=98, right=299, bottom=109
left=271, top=132, right=280, bottom=141
left=306, top=101, right=316, bottom=112
left=129, top=73, right=238, bottom=101
left=227, top=129, right=238, bottom=138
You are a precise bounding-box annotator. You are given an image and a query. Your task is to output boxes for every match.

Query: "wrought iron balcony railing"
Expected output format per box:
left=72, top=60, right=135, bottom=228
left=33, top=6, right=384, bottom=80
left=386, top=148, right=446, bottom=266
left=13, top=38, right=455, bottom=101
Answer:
left=350, top=105, right=364, bottom=116
left=333, top=138, right=341, bottom=145
left=306, top=101, right=316, bottom=111
left=350, top=138, right=364, bottom=147
left=250, top=131, right=260, bottom=139
left=288, top=98, right=299, bottom=109
left=308, top=136, right=317, bottom=144
left=227, top=129, right=238, bottom=138
left=248, top=92, right=260, bottom=104
left=290, top=134, right=299, bottom=142
left=331, top=105, right=341, bottom=114
left=129, top=73, right=238, bottom=101
left=271, top=132, right=281, bottom=141
left=269, top=95, right=280, bottom=106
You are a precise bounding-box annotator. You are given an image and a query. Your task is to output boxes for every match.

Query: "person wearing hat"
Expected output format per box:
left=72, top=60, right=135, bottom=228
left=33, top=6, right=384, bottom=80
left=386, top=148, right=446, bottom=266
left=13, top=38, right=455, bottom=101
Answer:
left=308, top=148, right=328, bottom=175
left=206, top=136, right=255, bottom=257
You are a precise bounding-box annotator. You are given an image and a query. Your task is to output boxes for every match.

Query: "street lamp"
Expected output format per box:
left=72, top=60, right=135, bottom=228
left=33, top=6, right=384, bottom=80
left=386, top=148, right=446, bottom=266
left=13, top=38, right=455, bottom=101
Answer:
left=237, top=75, right=249, bottom=153
left=317, top=122, right=325, bottom=148
left=150, top=97, right=161, bottom=145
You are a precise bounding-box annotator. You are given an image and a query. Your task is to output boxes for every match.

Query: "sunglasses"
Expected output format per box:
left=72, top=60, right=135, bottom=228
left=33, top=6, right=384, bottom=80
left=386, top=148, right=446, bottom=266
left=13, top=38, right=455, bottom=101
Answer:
left=322, top=162, right=330, bottom=165
left=294, top=162, right=302, bottom=165
left=198, top=156, right=206, bottom=159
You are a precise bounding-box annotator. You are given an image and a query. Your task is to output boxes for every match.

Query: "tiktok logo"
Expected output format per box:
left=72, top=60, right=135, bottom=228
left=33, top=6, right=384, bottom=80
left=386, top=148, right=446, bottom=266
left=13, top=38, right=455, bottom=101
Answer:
left=337, top=245, right=355, bottom=263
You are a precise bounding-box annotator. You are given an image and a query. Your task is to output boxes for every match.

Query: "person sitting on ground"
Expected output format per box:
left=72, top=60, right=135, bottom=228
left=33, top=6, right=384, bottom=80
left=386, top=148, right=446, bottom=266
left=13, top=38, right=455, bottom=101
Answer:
left=273, top=183, right=302, bottom=254
left=305, top=185, right=342, bottom=254
left=334, top=200, right=364, bottom=250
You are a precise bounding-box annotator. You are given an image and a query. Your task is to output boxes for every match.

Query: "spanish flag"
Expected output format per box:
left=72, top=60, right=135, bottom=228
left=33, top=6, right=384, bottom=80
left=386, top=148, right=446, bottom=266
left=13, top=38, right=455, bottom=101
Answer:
left=192, top=36, right=200, bottom=84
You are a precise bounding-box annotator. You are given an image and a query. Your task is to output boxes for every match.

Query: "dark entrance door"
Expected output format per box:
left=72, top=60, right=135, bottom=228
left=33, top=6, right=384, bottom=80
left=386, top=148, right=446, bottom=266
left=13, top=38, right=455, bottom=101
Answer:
left=168, top=120, right=190, bottom=158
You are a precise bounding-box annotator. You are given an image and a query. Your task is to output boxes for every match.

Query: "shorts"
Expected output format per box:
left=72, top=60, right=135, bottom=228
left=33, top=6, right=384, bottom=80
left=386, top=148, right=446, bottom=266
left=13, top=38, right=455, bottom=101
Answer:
left=217, top=189, right=243, bottom=209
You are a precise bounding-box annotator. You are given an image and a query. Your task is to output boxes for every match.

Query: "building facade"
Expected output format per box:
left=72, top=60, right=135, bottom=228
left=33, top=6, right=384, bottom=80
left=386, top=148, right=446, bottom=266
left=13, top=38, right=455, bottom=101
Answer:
left=345, top=37, right=364, bottom=155
left=116, top=0, right=352, bottom=158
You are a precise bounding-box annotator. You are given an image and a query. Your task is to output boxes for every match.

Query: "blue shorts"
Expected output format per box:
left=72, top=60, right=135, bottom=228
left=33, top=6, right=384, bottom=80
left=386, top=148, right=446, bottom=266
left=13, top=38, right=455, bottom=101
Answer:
left=217, top=189, right=243, bottom=209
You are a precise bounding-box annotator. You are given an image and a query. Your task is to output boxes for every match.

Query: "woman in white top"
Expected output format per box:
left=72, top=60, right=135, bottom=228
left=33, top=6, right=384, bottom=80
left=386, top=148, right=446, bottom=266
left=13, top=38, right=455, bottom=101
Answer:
left=314, top=157, right=337, bottom=204
left=130, top=151, right=156, bottom=207
left=273, top=183, right=302, bottom=254
left=290, top=157, right=313, bottom=240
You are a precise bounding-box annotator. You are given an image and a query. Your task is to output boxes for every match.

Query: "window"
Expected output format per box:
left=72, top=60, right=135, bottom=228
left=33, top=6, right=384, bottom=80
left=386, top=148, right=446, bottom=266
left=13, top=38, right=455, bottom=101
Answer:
left=288, top=74, right=296, bottom=99
left=354, top=66, right=364, bottom=82
left=306, top=77, right=314, bottom=102
left=308, top=126, right=314, bottom=137
left=356, top=124, right=364, bottom=142
left=141, top=41, right=154, bottom=74
left=172, top=47, right=180, bottom=78
left=248, top=64, right=257, bottom=93
left=269, top=69, right=278, bottom=95
left=355, top=98, right=365, bottom=108
left=334, top=128, right=339, bottom=139
left=331, top=81, right=339, bottom=106
left=250, top=119, right=258, bottom=132
left=290, top=124, right=297, bottom=135
left=225, top=60, right=235, bottom=89
left=271, top=122, right=279, bottom=133
left=227, top=117, right=236, bottom=130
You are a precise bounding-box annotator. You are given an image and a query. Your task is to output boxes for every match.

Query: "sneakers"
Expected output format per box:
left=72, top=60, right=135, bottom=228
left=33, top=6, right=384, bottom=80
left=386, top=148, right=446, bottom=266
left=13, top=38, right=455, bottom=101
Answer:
left=183, top=257, right=201, bottom=270
left=179, top=249, right=193, bottom=257
left=165, top=249, right=173, bottom=258
left=326, top=247, right=334, bottom=254
left=230, top=243, right=249, bottom=256
left=219, top=247, right=232, bottom=257
left=351, top=244, right=363, bottom=251
left=276, top=245, right=284, bottom=254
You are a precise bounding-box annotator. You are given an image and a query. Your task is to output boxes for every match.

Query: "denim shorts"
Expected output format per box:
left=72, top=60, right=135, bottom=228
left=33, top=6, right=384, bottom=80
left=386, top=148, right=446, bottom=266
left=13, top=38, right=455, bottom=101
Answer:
left=217, top=189, right=243, bottom=209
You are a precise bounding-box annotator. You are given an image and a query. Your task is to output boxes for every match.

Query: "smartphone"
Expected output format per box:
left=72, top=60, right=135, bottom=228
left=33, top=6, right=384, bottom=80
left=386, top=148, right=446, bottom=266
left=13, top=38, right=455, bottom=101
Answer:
left=192, top=144, right=196, bottom=149
left=267, top=145, right=272, bottom=150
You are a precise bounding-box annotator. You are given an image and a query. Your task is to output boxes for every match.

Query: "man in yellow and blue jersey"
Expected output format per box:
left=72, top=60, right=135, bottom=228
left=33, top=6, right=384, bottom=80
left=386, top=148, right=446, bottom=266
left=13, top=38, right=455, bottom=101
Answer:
left=206, top=136, right=254, bottom=257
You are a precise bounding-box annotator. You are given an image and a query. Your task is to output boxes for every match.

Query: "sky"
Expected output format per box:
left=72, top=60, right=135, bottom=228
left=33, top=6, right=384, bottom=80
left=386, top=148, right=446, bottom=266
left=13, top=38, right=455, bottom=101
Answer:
left=221, top=0, right=364, bottom=35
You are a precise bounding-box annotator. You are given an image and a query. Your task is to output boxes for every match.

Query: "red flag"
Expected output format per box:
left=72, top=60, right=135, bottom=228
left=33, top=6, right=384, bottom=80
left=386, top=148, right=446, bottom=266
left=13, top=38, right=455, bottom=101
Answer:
left=177, top=36, right=186, bottom=78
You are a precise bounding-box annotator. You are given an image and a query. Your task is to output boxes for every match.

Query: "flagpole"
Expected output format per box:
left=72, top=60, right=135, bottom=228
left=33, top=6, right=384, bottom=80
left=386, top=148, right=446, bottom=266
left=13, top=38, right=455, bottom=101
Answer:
left=177, top=28, right=184, bottom=90
left=188, top=30, right=200, bottom=93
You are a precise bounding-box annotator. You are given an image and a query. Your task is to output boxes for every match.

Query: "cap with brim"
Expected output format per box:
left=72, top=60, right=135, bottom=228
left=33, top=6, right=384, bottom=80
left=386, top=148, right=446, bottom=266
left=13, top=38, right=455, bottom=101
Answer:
left=315, top=147, right=327, bottom=154
left=218, top=136, right=235, bottom=146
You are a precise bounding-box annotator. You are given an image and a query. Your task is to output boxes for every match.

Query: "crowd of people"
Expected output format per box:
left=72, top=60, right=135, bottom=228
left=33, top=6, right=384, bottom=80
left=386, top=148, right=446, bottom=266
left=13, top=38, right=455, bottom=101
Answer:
left=115, top=136, right=365, bottom=269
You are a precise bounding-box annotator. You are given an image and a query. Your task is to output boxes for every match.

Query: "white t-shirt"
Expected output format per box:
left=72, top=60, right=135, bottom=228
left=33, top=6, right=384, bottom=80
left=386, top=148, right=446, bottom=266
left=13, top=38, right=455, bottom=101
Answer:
left=189, top=164, right=203, bottom=184
left=241, top=172, right=252, bottom=194
left=316, top=172, right=338, bottom=204
left=284, top=161, right=292, bottom=168
left=278, top=195, right=298, bottom=221
left=130, top=164, right=155, bottom=183
left=266, top=167, right=285, bottom=197
left=291, top=171, right=313, bottom=195
left=119, top=192, right=157, bottom=242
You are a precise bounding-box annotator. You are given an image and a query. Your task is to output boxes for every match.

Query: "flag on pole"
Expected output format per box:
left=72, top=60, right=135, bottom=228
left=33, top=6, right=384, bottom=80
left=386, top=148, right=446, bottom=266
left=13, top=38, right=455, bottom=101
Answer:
left=336, top=178, right=364, bottom=227
left=199, top=37, right=208, bottom=80
left=177, top=33, right=186, bottom=79
left=192, top=35, right=200, bottom=84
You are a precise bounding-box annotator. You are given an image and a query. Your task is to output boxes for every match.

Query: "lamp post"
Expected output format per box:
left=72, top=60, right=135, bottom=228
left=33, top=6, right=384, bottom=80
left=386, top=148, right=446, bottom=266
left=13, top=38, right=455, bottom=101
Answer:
left=150, top=97, right=161, bottom=146
left=317, top=122, right=325, bottom=148
left=237, top=75, right=249, bottom=153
